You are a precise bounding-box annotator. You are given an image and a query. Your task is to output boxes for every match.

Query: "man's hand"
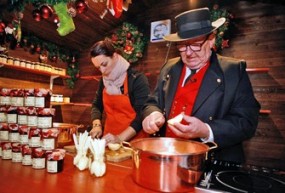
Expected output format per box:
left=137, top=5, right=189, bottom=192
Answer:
left=142, top=111, right=165, bottom=134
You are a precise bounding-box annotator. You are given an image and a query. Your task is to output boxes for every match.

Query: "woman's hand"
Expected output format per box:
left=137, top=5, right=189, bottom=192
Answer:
left=90, top=125, right=103, bottom=139
left=142, top=111, right=165, bottom=134
left=102, top=133, right=121, bottom=144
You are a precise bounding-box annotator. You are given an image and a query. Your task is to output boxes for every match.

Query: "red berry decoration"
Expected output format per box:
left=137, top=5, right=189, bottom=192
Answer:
left=32, top=9, right=41, bottom=22
left=75, top=0, right=88, bottom=14
left=40, top=5, right=53, bottom=19
left=126, top=32, right=132, bottom=39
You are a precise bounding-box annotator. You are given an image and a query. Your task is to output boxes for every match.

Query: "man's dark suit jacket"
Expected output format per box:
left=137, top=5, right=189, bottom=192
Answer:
left=142, top=53, right=260, bottom=163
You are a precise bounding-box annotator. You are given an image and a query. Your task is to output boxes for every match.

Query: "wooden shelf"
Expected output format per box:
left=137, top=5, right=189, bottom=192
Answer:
left=0, top=62, right=69, bottom=78
left=51, top=102, right=92, bottom=107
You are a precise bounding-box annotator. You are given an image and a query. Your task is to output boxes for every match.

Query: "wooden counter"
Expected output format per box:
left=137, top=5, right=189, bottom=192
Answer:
left=0, top=154, right=153, bottom=193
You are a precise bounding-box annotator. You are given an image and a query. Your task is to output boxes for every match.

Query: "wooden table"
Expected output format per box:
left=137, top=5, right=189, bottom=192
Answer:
left=0, top=154, right=212, bottom=193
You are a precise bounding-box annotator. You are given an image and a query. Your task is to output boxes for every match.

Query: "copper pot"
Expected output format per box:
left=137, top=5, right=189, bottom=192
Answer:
left=123, top=137, right=217, bottom=193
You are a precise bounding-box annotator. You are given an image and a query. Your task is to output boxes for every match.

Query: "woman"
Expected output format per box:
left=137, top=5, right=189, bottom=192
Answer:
left=89, top=39, right=150, bottom=144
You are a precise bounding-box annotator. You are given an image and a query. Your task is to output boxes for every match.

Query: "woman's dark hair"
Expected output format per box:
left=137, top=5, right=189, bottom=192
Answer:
left=90, top=38, right=116, bottom=58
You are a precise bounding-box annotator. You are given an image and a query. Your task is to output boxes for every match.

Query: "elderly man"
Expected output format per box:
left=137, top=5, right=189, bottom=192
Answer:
left=142, top=7, right=260, bottom=163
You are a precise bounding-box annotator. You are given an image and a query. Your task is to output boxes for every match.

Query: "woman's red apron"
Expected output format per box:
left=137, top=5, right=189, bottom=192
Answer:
left=103, top=76, right=147, bottom=139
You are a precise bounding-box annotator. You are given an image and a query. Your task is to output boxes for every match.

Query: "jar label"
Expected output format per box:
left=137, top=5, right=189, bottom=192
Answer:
left=7, top=114, right=17, bottom=123
left=24, top=96, right=35, bottom=106
left=27, top=116, right=37, bottom=127
left=0, top=130, right=9, bottom=141
left=22, top=154, right=32, bottom=165
left=47, top=160, right=58, bottom=173
left=0, top=112, right=7, bottom=122
left=32, top=158, right=45, bottom=169
left=37, top=117, right=52, bottom=128
left=18, top=115, right=28, bottom=125
left=12, top=152, right=23, bottom=162
left=9, top=132, right=20, bottom=142
left=20, top=134, right=29, bottom=144
left=42, top=138, right=55, bottom=150
left=29, top=136, right=41, bottom=147
left=2, top=149, right=12, bottom=159
left=35, top=97, right=45, bottom=108
left=11, top=97, right=24, bottom=107
left=0, top=96, right=11, bottom=105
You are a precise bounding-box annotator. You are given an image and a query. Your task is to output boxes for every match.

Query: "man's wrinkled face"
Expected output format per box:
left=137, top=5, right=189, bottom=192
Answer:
left=177, top=34, right=215, bottom=69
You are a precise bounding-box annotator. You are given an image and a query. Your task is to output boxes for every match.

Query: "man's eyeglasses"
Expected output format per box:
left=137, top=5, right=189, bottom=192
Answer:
left=176, top=38, right=208, bottom=52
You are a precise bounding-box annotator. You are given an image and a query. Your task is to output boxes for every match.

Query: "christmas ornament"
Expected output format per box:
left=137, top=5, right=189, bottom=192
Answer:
left=53, top=2, right=75, bottom=36
left=210, top=4, right=232, bottom=52
left=32, top=9, right=41, bottom=22
left=40, top=5, right=53, bottom=19
left=108, top=22, right=147, bottom=64
left=68, top=7, right=77, bottom=17
left=75, top=0, right=88, bottom=14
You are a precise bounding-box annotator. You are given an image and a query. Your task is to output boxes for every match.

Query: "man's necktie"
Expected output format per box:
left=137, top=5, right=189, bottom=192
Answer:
left=185, top=69, right=197, bottom=85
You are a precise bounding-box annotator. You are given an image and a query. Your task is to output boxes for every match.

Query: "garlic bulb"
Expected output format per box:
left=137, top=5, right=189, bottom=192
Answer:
left=89, top=139, right=106, bottom=177
left=73, top=131, right=90, bottom=171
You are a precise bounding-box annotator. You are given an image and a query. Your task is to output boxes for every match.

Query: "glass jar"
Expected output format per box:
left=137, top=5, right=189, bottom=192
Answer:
left=19, top=125, right=29, bottom=144
left=0, top=123, right=9, bottom=141
left=8, top=123, right=19, bottom=142
left=41, top=128, right=59, bottom=150
left=34, top=88, right=51, bottom=108
left=12, top=142, right=22, bottom=162
left=17, top=107, right=27, bottom=125
left=20, top=60, right=26, bottom=68
left=0, top=88, right=11, bottom=105
left=0, top=54, right=7, bottom=63
left=32, top=147, right=46, bottom=169
left=46, top=149, right=66, bottom=173
left=26, top=61, right=31, bottom=69
left=0, top=105, right=7, bottom=123
left=7, top=106, right=18, bottom=124
left=37, top=108, right=55, bottom=128
left=22, top=144, right=32, bottom=166
left=28, top=127, right=41, bottom=147
left=26, top=107, right=37, bottom=127
left=1, top=141, right=12, bottom=160
left=10, top=89, right=24, bottom=107
left=7, top=57, right=14, bottom=65
left=24, top=89, right=35, bottom=107
left=13, top=58, right=20, bottom=66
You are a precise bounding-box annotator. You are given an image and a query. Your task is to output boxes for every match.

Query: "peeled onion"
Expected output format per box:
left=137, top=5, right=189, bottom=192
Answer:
left=107, top=143, right=121, bottom=151
left=167, top=113, right=183, bottom=125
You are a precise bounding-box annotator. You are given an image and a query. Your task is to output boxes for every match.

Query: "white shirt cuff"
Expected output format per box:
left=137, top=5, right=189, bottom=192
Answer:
left=201, top=123, right=214, bottom=142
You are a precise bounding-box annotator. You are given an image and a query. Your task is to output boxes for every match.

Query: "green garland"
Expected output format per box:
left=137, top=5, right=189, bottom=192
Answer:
left=210, top=4, right=232, bottom=53
left=109, top=22, right=147, bottom=64
left=20, top=33, right=80, bottom=89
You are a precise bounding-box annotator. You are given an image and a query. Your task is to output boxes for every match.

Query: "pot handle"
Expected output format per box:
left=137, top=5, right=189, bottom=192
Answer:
left=203, top=141, right=218, bottom=150
left=121, top=141, right=140, bottom=169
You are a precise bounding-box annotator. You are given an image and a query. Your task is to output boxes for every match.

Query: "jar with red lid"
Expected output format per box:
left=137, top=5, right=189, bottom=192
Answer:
left=26, top=107, right=37, bottom=127
left=0, top=105, right=7, bottom=123
left=12, top=142, right=22, bottom=162
left=22, top=144, right=32, bottom=165
left=7, top=106, right=18, bottom=124
left=24, top=89, right=35, bottom=107
left=17, top=107, right=27, bottom=125
left=0, top=123, right=9, bottom=141
left=1, top=141, right=12, bottom=160
left=19, top=125, right=29, bottom=144
left=0, top=88, right=11, bottom=106
left=28, top=127, right=41, bottom=147
left=32, top=147, right=46, bottom=169
left=46, top=149, right=66, bottom=173
left=41, top=128, right=60, bottom=150
left=8, top=123, right=19, bottom=142
left=34, top=88, right=52, bottom=108
left=10, top=89, right=24, bottom=107
left=37, top=108, right=55, bottom=129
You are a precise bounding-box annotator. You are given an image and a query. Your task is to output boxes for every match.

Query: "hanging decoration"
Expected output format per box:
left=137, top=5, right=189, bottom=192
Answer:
left=96, top=0, right=132, bottom=19
left=53, top=2, right=75, bottom=36
left=210, top=4, right=233, bottom=53
left=108, top=22, right=147, bottom=64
